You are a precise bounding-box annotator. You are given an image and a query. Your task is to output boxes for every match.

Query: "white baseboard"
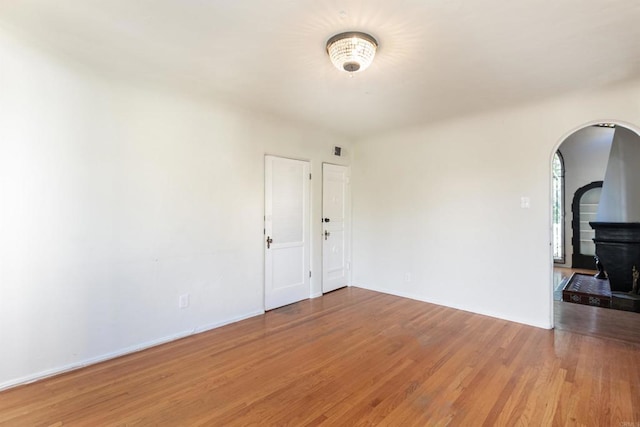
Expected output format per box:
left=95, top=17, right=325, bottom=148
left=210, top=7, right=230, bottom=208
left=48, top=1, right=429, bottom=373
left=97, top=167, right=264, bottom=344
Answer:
left=353, top=284, right=552, bottom=330
left=194, top=309, right=264, bottom=334
left=0, top=309, right=265, bottom=392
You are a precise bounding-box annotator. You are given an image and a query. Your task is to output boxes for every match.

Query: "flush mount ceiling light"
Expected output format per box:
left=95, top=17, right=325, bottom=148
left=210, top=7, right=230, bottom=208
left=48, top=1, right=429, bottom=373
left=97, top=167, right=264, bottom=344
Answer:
left=326, top=31, right=378, bottom=73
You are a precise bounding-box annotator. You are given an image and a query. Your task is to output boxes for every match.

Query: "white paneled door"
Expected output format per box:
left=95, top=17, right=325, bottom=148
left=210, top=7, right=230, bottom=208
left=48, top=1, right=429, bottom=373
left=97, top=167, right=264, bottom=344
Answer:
left=264, top=156, right=311, bottom=310
left=322, top=163, right=350, bottom=293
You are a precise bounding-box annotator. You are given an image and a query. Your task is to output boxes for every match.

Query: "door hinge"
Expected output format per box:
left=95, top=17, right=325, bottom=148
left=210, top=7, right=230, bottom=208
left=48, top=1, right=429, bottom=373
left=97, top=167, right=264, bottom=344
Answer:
left=309, top=173, right=312, bottom=180
left=309, top=271, right=312, bottom=278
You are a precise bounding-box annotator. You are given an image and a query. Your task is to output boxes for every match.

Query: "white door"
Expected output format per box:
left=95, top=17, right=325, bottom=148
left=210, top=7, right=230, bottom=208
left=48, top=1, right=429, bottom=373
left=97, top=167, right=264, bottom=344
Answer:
left=264, top=156, right=311, bottom=310
left=322, top=163, right=350, bottom=293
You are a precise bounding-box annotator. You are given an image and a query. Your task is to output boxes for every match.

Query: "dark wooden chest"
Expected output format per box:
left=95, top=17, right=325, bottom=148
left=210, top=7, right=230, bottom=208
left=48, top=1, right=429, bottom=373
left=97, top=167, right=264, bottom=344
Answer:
left=562, top=273, right=612, bottom=308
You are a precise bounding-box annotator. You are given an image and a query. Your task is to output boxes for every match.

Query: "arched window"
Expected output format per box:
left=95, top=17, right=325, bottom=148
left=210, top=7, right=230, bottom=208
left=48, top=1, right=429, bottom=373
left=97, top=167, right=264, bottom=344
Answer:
left=552, top=151, right=565, bottom=263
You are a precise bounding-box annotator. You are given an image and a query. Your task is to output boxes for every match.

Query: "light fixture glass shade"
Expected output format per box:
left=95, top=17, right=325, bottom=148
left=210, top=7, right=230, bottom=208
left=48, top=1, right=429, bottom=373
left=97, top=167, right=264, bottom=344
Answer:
left=326, top=32, right=378, bottom=73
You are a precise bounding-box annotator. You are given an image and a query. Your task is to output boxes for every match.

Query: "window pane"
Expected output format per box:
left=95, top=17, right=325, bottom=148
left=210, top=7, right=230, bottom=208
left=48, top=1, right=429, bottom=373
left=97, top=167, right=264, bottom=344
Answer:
left=552, top=152, right=564, bottom=262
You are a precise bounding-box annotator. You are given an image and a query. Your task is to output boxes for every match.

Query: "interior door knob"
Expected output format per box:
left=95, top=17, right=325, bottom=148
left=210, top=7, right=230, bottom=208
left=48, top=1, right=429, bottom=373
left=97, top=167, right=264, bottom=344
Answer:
left=323, top=218, right=330, bottom=222
left=266, top=236, right=273, bottom=249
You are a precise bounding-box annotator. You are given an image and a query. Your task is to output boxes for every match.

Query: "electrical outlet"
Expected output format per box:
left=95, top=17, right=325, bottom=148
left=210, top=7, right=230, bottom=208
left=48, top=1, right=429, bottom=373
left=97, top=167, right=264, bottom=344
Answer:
left=179, top=293, right=190, bottom=309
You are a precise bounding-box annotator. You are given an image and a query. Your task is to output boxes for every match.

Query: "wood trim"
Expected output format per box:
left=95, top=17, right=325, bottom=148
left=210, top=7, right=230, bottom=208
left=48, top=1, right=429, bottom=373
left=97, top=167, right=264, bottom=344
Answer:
left=571, top=180, right=603, bottom=270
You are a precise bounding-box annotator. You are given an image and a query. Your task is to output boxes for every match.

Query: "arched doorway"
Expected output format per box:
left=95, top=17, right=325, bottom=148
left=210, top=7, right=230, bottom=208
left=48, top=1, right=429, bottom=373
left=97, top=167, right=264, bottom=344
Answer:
left=551, top=121, right=640, bottom=330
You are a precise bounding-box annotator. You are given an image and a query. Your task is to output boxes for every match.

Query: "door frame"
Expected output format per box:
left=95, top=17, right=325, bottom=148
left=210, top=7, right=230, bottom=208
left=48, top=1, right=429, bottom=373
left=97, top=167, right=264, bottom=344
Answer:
left=570, top=180, right=602, bottom=270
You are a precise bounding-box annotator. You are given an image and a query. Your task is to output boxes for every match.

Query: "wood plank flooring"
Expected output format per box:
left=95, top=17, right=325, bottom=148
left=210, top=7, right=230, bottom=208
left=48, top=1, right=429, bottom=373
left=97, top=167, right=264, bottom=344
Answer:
left=555, top=299, right=640, bottom=343
left=554, top=266, right=640, bottom=343
left=1, top=287, right=639, bottom=425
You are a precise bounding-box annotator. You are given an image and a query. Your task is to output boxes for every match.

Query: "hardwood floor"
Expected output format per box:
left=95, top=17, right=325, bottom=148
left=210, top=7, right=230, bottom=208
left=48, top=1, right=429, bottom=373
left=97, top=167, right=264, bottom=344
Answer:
left=555, top=299, right=640, bottom=343
left=553, top=266, right=640, bottom=343
left=1, top=287, right=639, bottom=425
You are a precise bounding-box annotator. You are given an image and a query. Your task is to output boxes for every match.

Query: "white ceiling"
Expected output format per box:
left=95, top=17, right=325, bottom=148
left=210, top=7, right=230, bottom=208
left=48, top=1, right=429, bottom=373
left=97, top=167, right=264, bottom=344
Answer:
left=2, top=0, right=640, bottom=139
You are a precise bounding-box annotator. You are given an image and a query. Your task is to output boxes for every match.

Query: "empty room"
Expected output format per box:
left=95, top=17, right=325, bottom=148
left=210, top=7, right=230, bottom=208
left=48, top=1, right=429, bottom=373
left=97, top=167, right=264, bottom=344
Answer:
left=1, top=1, right=640, bottom=425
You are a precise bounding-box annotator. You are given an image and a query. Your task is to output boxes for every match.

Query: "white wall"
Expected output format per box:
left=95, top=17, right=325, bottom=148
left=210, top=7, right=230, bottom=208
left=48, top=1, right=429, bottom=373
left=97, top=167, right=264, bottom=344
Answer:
left=557, top=126, right=613, bottom=267
left=0, top=29, right=350, bottom=389
left=351, top=80, right=640, bottom=329
left=5, top=18, right=640, bottom=391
